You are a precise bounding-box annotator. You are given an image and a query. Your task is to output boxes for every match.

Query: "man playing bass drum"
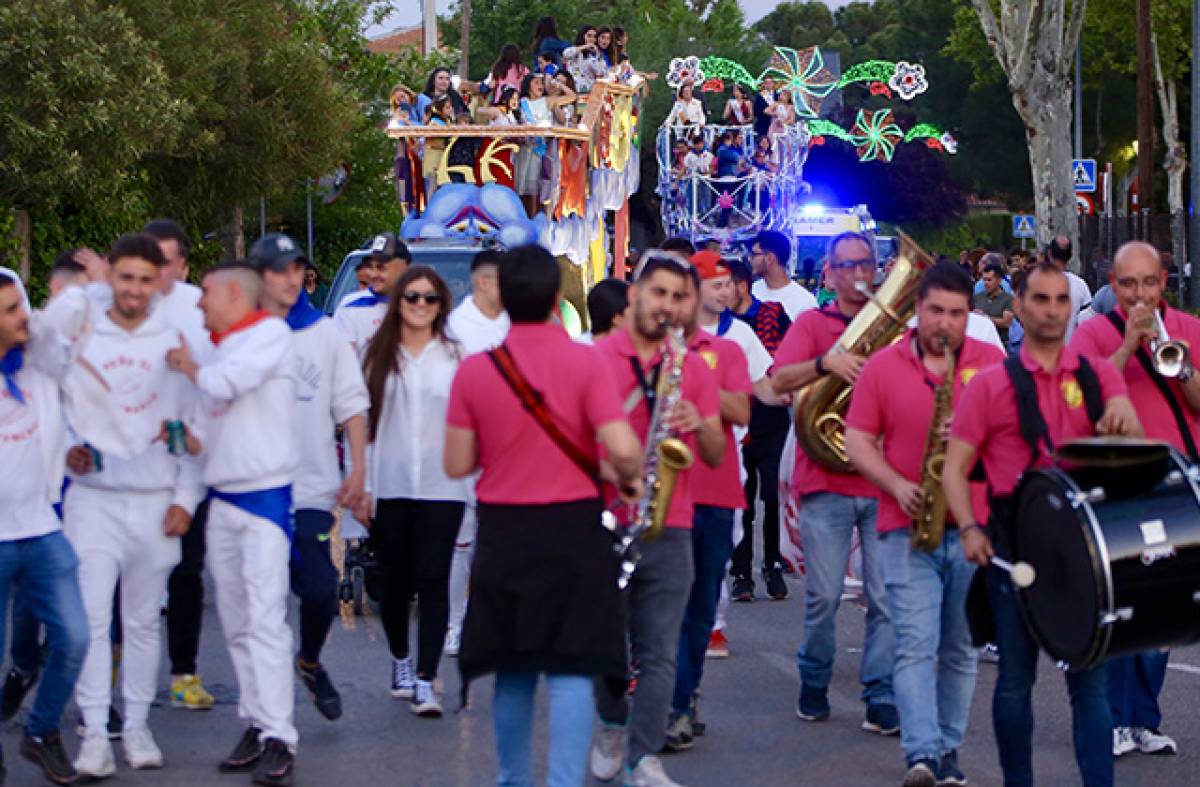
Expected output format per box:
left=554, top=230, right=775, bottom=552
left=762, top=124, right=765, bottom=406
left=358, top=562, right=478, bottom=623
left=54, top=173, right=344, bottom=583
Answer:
left=844, top=264, right=1005, bottom=787
left=942, top=262, right=1142, bottom=787
left=1069, top=241, right=1200, bottom=758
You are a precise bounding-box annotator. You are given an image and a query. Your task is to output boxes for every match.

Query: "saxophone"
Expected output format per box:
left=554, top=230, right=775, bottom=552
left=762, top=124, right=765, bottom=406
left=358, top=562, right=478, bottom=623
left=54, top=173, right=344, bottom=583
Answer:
left=612, top=328, right=695, bottom=589
left=911, top=337, right=955, bottom=553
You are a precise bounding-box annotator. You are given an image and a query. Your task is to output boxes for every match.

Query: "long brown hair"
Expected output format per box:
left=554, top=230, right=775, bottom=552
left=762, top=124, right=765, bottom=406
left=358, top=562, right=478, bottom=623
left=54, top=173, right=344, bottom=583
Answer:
left=362, top=265, right=457, bottom=440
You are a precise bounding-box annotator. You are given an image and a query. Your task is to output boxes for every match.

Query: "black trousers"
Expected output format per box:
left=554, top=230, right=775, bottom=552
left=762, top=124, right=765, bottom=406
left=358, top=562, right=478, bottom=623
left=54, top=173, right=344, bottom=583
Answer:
left=373, top=498, right=464, bottom=679
left=731, top=431, right=786, bottom=577
left=167, top=499, right=207, bottom=676
left=290, top=509, right=339, bottom=664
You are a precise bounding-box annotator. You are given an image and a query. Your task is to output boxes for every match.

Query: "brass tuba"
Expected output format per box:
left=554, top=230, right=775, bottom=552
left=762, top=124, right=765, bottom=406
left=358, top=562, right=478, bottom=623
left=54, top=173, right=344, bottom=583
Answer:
left=794, top=233, right=935, bottom=472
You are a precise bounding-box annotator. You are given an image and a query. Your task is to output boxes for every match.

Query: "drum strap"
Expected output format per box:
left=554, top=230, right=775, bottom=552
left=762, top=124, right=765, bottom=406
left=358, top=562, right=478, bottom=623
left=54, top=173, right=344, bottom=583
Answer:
left=1105, top=311, right=1200, bottom=462
left=1003, top=356, right=1105, bottom=469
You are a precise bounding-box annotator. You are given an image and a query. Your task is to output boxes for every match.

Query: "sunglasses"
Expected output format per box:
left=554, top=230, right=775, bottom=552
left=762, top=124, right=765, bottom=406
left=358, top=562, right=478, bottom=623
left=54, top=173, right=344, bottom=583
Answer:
left=402, top=291, right=443, bottom=305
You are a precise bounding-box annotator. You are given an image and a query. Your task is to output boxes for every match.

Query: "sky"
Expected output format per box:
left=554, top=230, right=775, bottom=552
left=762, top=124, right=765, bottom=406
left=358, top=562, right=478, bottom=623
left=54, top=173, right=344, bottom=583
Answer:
left=369, top=0, right=859, bottom=37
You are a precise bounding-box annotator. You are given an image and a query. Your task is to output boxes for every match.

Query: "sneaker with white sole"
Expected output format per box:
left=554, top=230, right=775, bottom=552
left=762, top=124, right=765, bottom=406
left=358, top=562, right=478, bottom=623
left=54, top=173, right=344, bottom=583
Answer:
left=410, top=679, right=443, bottom=717
left=74, top=733, right=117, bottom=779
left=625, top=754, right=684, bottom=787
left=390, top=657, right=415, bottom=699
left=1113, top=726, right=1137, bottom=757
left=590, top=723, right=627, bottom=782
left=123, top=725, right=164, bottom=769
left=1132, top=726, right=1177, bottom=755
left=444, top=628, right=461, bottom=657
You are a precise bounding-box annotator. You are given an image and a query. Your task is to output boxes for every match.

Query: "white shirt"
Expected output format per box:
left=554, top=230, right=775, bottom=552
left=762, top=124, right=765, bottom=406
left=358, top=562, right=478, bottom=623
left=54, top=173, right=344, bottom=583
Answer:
left=670, top=98, right=706, bottom=126
left=1066, top=271, right=1092, bottom=341
left=906, top=311, right=1005, bottom=353
left=333, top=290, right=387, bottom=357
left=0, top=376, right=61, bottom=541
left=291, top=317, right=369, bottom=512
left=447, top=295, right=510, bottom=355
left=370, top=339, right=467, bottom=502
left=752, top=279, right=818, bottom=321
left=161, top=281, right=212, bottom=362
left=703, top=317, right=771, bottom=381
left=683, top=149, right=713, bottom=174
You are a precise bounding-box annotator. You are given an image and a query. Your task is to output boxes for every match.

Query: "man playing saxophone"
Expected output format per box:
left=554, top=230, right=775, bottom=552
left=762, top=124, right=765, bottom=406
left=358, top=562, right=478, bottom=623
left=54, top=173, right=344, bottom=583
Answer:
left=591, top=252, right=723, bottom=787
left=844, top=264, right=1004, bottom=787
left=771, top=231, right=896, bottom=734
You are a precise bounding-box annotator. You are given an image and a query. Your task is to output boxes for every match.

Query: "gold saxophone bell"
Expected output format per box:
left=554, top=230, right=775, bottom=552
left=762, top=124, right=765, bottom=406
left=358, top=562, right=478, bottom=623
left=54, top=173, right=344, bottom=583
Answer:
left=1151, top=311, right=1190, bottom=378
left=644, top=437, right=694, bottom=543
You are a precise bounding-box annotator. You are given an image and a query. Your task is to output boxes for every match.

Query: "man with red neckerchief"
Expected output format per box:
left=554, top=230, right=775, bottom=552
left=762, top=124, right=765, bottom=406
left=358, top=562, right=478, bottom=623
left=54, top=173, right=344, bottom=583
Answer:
left=845, top=263, right=1004, bottom=787
left=771, top=231, right=896, bottom=735
left=1070, top=241, right=1200, bottom=759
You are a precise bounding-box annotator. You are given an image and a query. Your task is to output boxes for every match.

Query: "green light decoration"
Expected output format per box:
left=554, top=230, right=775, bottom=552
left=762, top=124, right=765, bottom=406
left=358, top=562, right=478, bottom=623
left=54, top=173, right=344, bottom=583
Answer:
left=758, top=47, right=838, bottom=119
left=837, top=61, right=895, bottom=89
left=807, top=115, right=958, bottom=161
left=807, top=119, right=855, bottom=143
left=697, top=57, right=757, bottom=88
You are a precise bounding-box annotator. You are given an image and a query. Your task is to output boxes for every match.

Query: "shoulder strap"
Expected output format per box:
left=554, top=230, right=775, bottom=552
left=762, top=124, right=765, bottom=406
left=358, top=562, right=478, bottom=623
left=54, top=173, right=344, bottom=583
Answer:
left=1003, top=356, right=1053, bottom=469
left=488, top=345, right=600, bottom=481
left=1104, top=311, right=1199, bottom=461
left=1073, top=356, right=1106, bottom=428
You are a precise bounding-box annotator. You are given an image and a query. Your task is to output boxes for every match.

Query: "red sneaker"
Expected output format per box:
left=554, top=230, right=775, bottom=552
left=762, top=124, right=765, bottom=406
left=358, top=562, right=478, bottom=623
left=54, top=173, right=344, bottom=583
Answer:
left=705, top=630, right=730, bottom=659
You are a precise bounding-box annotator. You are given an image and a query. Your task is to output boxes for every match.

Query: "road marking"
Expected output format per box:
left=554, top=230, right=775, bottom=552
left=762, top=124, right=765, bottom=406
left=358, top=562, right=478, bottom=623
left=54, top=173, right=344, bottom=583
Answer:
left=762, top=651, right=795, bottom=680
left=1167, top=662, right=1200, bottom=676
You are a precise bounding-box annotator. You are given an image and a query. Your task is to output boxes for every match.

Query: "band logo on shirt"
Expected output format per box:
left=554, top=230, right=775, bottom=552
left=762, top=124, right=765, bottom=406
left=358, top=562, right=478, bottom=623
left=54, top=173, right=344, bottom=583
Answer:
left=1061, top=378, right=1084, bottom=409
left=959, top=368, right=978, bottom=386
left=293, top=357, right=321, bottom=404
left=0, top=392, right=36, bottom=442
left=700, top=350, right=718, bottom=370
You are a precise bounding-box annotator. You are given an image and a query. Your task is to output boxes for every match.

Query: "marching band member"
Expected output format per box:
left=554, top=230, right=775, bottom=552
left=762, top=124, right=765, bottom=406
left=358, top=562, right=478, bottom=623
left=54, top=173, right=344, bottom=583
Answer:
left=166, top=262, right=299, bottom=786
left=356, top=266, right=468, bottom=717
left=590, top=252, right=723, bottom=787
left=1069, top=241, right=1199, bottom=758
left=251, top=234, right=369, bottom=722
left=771, top=232, right=897, bottom=734
left=444, top=245, right=642, bottom=786
left=943, top=262, right=1141, bottom=787
left=334, top=233, right=411, bottom=356
left=844, top=263, right=1004, bottom=787
left=60, top=234, right=204, bottom=777
left=0, top=268, right=89, bottom=786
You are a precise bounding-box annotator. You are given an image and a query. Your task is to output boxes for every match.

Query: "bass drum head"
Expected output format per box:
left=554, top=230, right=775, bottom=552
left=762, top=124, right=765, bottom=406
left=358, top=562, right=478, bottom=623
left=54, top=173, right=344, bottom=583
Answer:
left=1013, top=470, right=1106, bottom=665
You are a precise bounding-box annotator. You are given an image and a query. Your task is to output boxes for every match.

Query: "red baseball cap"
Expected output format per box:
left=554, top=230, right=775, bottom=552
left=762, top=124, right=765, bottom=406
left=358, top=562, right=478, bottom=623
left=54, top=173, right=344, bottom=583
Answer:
left=690, top=250, right=730, bottom=281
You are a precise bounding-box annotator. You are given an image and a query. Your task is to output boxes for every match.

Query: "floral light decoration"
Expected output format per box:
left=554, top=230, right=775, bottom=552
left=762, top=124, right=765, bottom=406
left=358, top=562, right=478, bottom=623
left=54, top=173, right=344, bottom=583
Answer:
left=666, top=56, right=704, bottom=89
left=903, top=124, right=958, bottom=154
left=849, top=109, right=905, bottom=163
left=888, top=61, right=929, bottom=101
left=757, top=47, right=838, bottom=119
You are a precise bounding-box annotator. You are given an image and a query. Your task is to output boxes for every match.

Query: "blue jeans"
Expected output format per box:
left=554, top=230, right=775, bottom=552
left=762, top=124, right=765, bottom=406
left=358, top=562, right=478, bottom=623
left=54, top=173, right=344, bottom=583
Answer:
left=0, top=531, right=89, bottom=738
left=289, top=509, right=339, bottom=664
left=988, top=563, right=1112, bottom=787
left=796, top=493, right=893, bottom=704
left=881, top=529, right=977, bottom=763
left=494, top=672, right=594, bottom=787
left=1107, top=650, right=1168, bottom=729
left=672, top=506, right=734, bottom=712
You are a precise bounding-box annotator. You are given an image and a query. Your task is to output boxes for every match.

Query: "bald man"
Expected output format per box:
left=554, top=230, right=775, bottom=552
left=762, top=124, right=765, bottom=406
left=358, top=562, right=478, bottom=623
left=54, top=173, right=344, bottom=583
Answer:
left=1070, top=240, right=1200, bottom=758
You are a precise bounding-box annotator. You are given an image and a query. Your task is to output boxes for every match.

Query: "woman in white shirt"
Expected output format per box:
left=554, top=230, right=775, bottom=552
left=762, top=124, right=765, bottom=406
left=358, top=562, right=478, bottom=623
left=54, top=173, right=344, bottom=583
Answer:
left=357, top=266, right=466, bottom=718
left=669, top=82, right=706, bottom=127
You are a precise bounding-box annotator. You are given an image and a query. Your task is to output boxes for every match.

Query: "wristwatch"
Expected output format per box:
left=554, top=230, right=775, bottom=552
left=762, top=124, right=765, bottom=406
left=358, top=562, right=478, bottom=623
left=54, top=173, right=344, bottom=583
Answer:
left=815, top=355, right=827, bottom=376
left=1180, top=364, right=1194, bottom=384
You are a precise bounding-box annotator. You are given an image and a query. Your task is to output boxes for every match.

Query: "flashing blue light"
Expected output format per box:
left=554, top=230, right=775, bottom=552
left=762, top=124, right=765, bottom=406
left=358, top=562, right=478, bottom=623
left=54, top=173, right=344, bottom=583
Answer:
left=801, top=204, right=825, bottom=217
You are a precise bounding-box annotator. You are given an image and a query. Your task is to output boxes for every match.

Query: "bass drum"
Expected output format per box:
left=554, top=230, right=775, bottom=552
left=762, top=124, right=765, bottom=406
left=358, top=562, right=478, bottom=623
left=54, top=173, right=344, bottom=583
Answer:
left=1012, top=444, right=1200, bottom=671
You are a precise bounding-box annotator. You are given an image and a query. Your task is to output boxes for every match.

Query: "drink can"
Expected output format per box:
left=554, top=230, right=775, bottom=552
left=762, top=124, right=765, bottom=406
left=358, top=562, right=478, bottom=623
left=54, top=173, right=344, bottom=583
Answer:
left=166, top=420, right=187, bottom=456
left=86, top=443, right=103, bottom=473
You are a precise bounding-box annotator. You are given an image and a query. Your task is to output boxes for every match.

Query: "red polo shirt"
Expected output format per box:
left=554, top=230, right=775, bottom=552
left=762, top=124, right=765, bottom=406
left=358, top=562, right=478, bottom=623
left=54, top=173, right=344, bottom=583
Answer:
left=595, top=328, right=721, bottom=529
left=447, top=322, right=626, bottom=505
left=951, top=344, right=1128, bottom=497
left=688, top=330, right=754, bottom=511
left=846, top=332, right=1005, bottom=533
left=773, top=304, right=877, bottom=499
left=1069, top=306, right=1200, bottom=453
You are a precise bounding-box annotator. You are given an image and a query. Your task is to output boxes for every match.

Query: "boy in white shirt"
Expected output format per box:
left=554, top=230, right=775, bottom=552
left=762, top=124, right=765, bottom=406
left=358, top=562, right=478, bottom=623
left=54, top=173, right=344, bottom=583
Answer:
left=333, top=233, right=411, bottom=356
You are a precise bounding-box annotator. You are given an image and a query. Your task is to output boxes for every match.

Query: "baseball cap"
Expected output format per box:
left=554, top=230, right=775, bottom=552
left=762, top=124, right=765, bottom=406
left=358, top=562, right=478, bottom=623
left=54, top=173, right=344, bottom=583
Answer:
left=249, top=233, right=306, bottom=272
left=367, top=232, right=410, bottom=263
left=690, top=250, right=730, bottom=281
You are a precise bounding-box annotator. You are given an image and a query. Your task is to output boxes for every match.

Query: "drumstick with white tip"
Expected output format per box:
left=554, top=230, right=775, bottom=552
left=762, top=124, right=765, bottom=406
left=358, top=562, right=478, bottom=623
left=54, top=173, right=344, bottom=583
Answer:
left=992, top=557, right=1037, bottom=588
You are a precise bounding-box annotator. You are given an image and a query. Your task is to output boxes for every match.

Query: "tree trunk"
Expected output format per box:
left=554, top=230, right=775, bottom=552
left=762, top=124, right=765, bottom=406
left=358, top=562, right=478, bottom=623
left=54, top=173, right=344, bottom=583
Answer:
left=1152, top=34, right=1186, bottom=267
left=221, top=206, right=245, bottom=261
left=459, top=0, right=471, bottom=78
left=1013, top=86, right=1079, bottom=264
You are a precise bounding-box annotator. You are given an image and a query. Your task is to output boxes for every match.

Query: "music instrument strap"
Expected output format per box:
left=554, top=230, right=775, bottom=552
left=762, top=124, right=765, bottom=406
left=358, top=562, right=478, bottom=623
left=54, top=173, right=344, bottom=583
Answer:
left=1104, top=311, right=1200, bottom=462
left=488, top=344, right=600, bottom=483
left=630, top=356, right=662, bottom=417
left=1003, top=354, right=1104, bottom=470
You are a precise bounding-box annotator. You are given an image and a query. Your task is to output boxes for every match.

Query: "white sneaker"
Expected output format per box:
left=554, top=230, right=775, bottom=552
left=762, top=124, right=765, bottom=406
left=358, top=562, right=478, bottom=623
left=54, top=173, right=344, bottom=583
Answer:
left=123, top=725, right=164, bottom=769
left=74, top=733, right=117, bottom=779
left=444, top=627, right=461, bottom=657
left=390, top=657, right=415, bottom=699
left=625, top=755, right=684, bottom=787
left=1113, top=726, right=1137, bottom=757
left=590, top=722, right=627, bottom=782
left=410, top=679, right=443, bottom=717
left=1132, top=726, right=1178, bottom=755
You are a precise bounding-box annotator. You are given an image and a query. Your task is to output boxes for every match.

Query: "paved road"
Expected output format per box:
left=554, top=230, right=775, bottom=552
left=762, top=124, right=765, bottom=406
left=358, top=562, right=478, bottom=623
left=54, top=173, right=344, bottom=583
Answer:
left=3, top=567, right=1198, bottom=786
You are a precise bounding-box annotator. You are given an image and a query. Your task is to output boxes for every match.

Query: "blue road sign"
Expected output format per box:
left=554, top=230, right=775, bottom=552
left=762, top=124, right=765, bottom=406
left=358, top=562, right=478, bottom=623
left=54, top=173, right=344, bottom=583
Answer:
left=1072, top=158, right=1097, bottom=193
left=1013, top=214, right=1037, bottom=239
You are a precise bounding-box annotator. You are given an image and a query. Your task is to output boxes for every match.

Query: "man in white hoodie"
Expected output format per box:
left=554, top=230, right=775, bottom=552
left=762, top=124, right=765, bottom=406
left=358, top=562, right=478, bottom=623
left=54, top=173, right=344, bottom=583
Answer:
left=334, top=232, right=411, bottom=356
left=58, top=234, right=205, bottom=778
left=167, top=262, right=298, bottom=787
left=250, top=233, right=369, bottom=723
left=0, top=268, right=89, bottom=786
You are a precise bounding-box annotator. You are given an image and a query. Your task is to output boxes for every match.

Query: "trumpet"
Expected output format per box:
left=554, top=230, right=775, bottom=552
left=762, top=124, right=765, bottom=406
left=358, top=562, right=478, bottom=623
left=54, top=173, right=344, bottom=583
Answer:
left=1150, top=311, right=1191, bottom=378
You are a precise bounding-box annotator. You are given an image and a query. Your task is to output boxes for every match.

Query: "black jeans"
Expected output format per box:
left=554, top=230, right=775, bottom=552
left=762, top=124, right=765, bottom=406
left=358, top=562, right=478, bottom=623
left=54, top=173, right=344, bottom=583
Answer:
left=290, top=509, right=339, bottom=665
left=373, top=498, right=464, bottom=679
left=167, top=499, right=207, bottom=676
left=731, top=431, right=785, bottom=577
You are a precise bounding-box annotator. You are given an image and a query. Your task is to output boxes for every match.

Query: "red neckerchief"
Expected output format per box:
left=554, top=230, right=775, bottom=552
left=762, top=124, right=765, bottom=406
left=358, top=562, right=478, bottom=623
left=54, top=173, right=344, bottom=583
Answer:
left=211, top=309, right=271, bottom=346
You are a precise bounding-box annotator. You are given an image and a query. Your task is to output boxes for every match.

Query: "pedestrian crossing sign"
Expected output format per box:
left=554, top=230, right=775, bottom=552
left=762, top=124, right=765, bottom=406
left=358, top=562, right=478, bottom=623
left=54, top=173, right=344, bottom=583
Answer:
left=1072, top=159, right=1097, bottom=193
left=1012, top=214, right=1036, bottom=239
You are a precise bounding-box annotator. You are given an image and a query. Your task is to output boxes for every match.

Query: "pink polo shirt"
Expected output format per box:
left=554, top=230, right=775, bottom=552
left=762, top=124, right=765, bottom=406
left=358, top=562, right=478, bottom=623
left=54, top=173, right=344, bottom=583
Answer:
left=447, top=322, right=626, bottom=505
left=846, top=333, right=1005, bottom=533
left=688, top=330, right=754, bottom=511
left=1069, top=305, right=1200, bottom=453
left=595, top=328, right=721, bottom=529
left=951, top=344, right=1128, bottom=497
left=773, top=304, right=877, bottom=499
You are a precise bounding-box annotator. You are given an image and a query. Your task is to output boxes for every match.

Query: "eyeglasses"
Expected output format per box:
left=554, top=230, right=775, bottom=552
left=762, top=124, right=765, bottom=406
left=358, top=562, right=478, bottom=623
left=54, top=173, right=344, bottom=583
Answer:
left=402, top=292, right=443, bottom=305
left=827, top=258, right=875, bottom=271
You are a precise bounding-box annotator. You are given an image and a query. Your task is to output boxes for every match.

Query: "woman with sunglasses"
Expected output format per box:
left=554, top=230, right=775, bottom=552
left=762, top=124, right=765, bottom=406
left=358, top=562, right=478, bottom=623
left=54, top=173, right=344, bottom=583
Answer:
left=356, top=266, right=466, bottom=718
